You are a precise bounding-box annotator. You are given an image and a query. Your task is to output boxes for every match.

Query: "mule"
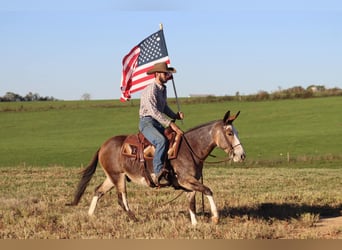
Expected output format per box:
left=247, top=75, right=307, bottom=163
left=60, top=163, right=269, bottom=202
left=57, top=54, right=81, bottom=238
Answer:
left=67, top=110, right=245, bottom=225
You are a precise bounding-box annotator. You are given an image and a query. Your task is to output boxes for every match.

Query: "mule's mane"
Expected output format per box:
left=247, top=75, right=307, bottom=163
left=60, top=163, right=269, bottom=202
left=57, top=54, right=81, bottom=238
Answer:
left=184, top=120, right=221, bottom=135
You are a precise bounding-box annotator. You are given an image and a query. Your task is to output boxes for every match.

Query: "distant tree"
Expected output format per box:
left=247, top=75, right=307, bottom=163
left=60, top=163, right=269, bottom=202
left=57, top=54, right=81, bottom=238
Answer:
left=256, top=90, right=270, bottom=100
left=23, top=92, right=40, bottom=101
left=3, top=92, right=23, bottom=102
left=24, top=92, right=33, bottom=101
left=32, top=93, right=40, bottom=101
left=307, top=85, right=326, bottom=92
left=81, top=93, right=91, bottom=101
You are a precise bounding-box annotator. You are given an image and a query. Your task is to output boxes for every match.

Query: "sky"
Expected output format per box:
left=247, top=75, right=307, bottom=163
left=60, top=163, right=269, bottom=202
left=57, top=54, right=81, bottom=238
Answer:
left=1, top=0, right=342, bottom=100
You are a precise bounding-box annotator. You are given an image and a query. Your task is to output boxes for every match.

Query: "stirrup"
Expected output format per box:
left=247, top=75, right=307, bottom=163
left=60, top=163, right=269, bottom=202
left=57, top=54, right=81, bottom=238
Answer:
left=156, top=169, right=169, bottom=186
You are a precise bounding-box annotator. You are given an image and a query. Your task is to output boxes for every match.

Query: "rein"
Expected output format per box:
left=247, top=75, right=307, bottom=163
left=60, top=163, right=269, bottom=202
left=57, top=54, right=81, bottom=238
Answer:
left=182, top=134, right=206, bottom=162
left=206, top=155, right=233, bottom=165
left=182, top=134, right=241, bottom=165
left=206, top=143, right=242, bottom=165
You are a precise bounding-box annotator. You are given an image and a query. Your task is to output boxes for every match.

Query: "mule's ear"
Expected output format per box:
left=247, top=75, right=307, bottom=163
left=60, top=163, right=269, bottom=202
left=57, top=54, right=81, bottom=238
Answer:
left=226, top=111, right=241, bottom=124
left=223, top=110, right=230, bottom=124
left=234, top=111, right=241, bottom=120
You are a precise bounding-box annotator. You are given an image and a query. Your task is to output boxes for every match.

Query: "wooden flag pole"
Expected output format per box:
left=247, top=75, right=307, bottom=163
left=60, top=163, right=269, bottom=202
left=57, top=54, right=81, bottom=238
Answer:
left=171, top=78, right=182, bottom=115
left=159, top=23, right=183, bottom=121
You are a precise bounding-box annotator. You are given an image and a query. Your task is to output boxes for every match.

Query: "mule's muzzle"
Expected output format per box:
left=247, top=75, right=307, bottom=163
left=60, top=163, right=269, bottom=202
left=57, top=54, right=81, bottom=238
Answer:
left=226, top=144, right=246, bottom=162
left=232, top=152, right=245, bottom=162
left=232, top=147, right=246, bottom=162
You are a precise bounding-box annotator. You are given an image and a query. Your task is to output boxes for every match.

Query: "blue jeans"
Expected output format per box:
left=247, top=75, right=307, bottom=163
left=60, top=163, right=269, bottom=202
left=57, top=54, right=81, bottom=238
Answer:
left=139, top=116, right=168, bottom=175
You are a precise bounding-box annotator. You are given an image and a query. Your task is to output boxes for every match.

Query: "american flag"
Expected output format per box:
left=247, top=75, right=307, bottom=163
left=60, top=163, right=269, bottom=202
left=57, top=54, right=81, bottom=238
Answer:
left=120, top=29, right=170, bottom=102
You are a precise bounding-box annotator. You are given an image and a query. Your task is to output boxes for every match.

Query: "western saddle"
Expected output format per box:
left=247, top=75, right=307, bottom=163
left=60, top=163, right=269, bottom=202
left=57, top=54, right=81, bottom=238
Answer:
left=121, top=127, right=182, bottom=187
left=121, top=127, right=182, bottom=161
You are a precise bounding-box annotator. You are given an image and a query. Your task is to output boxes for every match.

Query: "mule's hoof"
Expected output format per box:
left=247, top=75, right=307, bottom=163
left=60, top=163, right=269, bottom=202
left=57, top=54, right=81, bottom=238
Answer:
left=211, top=216, right=219, bottom=224
left=127, top=211, right=139, bottom=222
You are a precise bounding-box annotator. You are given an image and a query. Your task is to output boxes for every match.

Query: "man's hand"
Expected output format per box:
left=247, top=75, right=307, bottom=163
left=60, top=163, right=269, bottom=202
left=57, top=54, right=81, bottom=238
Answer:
left=170, top=122, right=184, bottom=135
left=176, top=111, right=184, bottom=120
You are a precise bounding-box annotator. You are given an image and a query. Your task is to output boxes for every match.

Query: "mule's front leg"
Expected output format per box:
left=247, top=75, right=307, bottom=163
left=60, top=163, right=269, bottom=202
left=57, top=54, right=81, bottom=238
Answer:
left=206, top=194, right=219, bottom=224
left=180, top=176, right=219, bottom=225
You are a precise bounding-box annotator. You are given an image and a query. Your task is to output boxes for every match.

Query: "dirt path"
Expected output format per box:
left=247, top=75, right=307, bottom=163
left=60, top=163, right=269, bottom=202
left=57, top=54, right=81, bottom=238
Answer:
left=312, top=216, right=342, bottom=238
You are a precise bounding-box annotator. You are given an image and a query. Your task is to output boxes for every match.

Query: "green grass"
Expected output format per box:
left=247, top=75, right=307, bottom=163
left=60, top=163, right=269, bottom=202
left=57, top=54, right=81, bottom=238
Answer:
left=0, top=96, right=341, bottom=167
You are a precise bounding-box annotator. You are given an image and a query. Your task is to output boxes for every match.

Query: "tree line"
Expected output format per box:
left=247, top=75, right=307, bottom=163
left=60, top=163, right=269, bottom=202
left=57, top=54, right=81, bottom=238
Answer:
left=1, top=85, right=341, bottom=102
left=0, top=92, right=57, bottom=102
left=181, top=85, right=342, bottom=104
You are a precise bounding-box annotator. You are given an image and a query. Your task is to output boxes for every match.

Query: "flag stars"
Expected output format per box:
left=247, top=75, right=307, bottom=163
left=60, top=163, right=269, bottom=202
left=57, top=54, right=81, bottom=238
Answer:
left=137, top=33, right=166, bottom=65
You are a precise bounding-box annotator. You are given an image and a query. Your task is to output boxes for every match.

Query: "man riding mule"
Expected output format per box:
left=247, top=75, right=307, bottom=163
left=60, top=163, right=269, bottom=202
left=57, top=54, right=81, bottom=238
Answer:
left=67, top=109, right=245, bottom=225
left=121, top=125, right=183, bottom=188
left=139, top=62, right=184, bottom=186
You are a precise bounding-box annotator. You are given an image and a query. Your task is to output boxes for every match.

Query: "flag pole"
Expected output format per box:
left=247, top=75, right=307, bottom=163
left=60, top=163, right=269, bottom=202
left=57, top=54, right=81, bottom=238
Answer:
left=159, top=23, right=182, bottom=122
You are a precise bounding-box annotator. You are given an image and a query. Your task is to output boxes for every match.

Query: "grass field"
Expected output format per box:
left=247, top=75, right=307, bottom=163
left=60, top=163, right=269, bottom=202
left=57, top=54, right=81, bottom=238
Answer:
left=0, top=165, right=341, bottom=239
left=1, top=96, right=341, bottom=167
left=0, top=96, right=341, bottom=239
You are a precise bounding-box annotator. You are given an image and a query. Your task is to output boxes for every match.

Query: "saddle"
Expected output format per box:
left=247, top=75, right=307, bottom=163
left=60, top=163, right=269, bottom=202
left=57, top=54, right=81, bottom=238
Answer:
left=121, top=127, right=182, bottom=188
left=121, top=127, right=182, bottom=161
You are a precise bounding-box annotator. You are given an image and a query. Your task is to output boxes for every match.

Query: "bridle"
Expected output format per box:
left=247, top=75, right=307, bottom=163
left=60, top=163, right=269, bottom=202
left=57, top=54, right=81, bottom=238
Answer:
left=207, top=143, right=242, bottom=165
left=181, top=125, right=241, bottom=165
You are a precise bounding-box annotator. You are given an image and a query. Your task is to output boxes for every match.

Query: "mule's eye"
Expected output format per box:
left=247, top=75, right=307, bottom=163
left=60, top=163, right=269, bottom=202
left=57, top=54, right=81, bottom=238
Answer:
left=227, top=131, right=233, bottom=136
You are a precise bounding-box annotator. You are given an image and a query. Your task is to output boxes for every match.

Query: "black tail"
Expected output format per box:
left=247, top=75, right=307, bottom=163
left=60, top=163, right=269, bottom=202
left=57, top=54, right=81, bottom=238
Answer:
left=66, top=149, right=100, bottom=206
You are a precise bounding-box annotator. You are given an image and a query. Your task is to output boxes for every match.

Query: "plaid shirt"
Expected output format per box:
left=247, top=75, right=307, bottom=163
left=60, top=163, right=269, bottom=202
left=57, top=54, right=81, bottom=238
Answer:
left=139, top=81, right=177, bottom=127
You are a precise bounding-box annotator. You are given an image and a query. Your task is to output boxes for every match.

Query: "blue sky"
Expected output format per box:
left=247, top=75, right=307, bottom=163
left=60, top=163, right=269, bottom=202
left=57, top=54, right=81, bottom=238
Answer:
left=1, top=0, right=341, bottom=100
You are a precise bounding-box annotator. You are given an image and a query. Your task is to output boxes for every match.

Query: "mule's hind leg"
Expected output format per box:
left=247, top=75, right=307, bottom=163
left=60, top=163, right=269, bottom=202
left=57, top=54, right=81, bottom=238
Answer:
left=186, top=191, right=198, bottom=225
left=179, top=176, right=219, bottom=224
left=88, top=176, right=114, bottom=215
left=114, top=173, right=138, bottom=221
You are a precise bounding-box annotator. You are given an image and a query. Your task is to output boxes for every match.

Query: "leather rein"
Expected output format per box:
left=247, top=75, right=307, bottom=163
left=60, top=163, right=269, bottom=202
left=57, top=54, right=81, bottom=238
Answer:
left=181, top=133, right=241, bottom=165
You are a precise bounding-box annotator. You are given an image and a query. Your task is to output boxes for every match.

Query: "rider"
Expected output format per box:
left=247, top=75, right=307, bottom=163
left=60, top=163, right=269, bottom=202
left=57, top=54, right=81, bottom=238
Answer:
left=139, top=62, right=184, bottom=186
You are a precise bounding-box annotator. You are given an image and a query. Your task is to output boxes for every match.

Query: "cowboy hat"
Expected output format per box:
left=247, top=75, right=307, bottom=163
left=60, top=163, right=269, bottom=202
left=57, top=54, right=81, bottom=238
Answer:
left=146, top=62, right=177, bottom=75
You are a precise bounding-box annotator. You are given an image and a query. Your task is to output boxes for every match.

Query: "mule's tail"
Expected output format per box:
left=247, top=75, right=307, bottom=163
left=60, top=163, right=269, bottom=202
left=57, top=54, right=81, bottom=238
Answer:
left=66, top=148, right=100, bottom=206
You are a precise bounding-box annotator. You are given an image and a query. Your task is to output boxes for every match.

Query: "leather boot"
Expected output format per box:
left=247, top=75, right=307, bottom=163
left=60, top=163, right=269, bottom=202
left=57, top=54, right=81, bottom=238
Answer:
left=158, top=169, right=169, bottom=185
